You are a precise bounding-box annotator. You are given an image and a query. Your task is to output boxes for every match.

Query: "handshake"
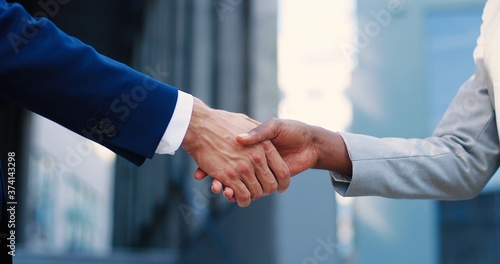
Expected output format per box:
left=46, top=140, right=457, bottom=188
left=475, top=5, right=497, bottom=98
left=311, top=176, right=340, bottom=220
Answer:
left=181, top=98, right=352, bottom=207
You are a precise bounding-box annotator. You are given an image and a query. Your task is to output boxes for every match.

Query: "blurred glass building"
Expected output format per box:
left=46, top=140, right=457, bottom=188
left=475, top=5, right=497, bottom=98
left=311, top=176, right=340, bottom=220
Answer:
left=2, top=0, right=339, bottom=263
left=350, top=0, right=499, bottom=263
left=2, top=0, right=287, bottom=263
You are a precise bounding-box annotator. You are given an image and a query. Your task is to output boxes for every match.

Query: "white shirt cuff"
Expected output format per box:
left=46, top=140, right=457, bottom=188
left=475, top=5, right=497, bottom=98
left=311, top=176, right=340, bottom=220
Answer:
left=155, top=90, right=194, bottom=155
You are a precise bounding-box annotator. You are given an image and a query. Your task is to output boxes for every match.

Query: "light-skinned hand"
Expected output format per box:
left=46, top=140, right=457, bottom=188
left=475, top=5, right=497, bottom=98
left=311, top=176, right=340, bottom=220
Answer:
left=182, top=100, right=291, bottom=207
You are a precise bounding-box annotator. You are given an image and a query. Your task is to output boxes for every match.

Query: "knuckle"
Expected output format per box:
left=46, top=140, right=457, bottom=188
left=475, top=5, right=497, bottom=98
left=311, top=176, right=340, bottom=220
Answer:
left=278, top=166, right=291, bottom=179
left=237, top=163, right=251, bottom=176
left=264, top=181, right=278, bottom=194
left=226, top=170, right=238, bottom=181
left=251, top=153, right=265, bottom=166
left=239, top=191, right=251, bottom=202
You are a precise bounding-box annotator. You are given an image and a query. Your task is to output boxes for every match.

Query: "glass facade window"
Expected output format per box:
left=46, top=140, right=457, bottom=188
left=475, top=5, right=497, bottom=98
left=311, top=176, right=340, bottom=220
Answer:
left=8, top=1, right=282, bottom=263
left=424, top=8, right=483, bottom=131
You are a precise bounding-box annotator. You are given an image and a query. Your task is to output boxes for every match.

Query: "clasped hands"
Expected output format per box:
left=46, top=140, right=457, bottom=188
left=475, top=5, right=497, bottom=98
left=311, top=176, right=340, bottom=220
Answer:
left=181, top=98, right=350, bottom=207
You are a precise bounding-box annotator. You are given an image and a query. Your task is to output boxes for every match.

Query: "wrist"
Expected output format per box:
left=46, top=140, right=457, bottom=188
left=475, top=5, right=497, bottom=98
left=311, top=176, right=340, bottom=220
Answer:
left=311, top=126, right=332, bottom=170
left=181, top=97, right=210, bottom=152
left=312, top=127, right=352, bottom=176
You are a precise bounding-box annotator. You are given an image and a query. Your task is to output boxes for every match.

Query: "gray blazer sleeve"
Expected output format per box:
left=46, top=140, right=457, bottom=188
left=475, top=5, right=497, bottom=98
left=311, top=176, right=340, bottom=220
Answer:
left=331, top=65, right=500, bottom=199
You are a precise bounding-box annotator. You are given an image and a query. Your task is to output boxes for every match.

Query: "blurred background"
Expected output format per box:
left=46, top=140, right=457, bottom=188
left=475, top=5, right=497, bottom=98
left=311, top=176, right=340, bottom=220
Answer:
left=1, top=0, right=499, bottom=263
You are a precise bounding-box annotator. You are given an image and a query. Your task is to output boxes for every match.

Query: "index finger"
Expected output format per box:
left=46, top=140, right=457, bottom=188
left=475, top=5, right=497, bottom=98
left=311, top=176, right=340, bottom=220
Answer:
left=261, top=140, right=290, bottom=193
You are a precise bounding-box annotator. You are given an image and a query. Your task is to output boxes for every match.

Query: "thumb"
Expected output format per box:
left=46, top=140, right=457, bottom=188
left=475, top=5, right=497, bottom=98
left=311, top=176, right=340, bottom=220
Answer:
left=237, top=119, right=280, bottom=145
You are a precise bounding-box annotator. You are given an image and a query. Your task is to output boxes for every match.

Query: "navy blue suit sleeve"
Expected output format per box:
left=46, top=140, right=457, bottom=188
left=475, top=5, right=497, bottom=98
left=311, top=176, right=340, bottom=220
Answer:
left=0, top=2, right=181, bottom=166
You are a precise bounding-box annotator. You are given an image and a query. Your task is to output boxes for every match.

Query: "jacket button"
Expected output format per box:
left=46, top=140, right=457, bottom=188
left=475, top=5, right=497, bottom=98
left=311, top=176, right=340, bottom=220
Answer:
left=86, top=117, right=98, bottom=130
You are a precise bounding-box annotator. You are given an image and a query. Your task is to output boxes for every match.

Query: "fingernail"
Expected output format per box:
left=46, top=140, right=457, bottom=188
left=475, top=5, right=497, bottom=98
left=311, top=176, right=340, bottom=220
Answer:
left=238, top=133, right=250, bottom=139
